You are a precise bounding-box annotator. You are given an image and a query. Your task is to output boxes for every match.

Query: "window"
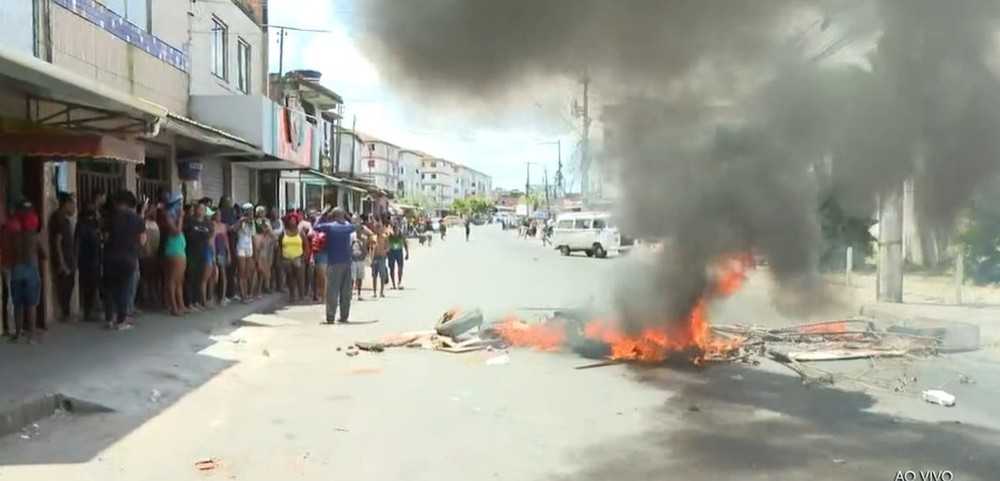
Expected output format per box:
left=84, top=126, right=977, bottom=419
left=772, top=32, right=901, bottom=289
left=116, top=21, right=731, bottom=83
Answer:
left=558, top=220, right=573, bottom=229
left=237, top=38, right=251, bottom=93
left=431, top=174, right=437, bottom=179
left=211, top=17, right=228, bottom=80
left=593, top=219, right=607, bottom=229
left=574, top=219, right=592, bottom=229
left=431, top=161, right=437, bottom=168
left=100, top=0, right=149, bottom=31
left=421, top=173, right=426, bottom=179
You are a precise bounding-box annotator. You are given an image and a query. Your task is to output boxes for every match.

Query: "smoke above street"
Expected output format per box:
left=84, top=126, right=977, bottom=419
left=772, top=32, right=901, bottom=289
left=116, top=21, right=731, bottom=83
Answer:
left=357, top=0, right=1000, bottom=329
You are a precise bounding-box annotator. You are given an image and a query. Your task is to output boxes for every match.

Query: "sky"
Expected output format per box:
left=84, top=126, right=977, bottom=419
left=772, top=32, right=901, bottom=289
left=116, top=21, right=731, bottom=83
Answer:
left=267, top=0, right=583, bottom=191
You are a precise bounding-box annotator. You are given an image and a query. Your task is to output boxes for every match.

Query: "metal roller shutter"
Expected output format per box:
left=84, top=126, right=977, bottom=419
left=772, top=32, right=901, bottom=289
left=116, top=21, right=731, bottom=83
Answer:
left=200, top=158, right=225, bottom=202
left=232, top=164, right=251, bottom=204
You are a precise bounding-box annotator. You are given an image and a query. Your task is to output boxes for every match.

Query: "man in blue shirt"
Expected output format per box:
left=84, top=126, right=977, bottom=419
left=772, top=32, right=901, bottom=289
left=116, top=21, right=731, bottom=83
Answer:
left=314, top=208, right=358, bottom=323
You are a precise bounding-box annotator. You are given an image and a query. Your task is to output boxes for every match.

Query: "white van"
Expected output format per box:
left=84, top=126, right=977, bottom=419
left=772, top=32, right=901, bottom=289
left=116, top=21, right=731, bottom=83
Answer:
left=552, top=211, right=624, bottom=258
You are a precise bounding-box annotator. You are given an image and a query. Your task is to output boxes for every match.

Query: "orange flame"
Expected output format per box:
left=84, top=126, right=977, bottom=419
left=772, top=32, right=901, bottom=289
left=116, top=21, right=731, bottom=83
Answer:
left=496, top=255, right=751, bottom=363
left=493, top=314, right=566, bottom=351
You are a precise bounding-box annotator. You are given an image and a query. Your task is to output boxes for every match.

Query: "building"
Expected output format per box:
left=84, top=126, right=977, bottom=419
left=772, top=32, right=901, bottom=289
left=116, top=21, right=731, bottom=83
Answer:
left=181, top=0, right=269, bottom=205
left=359, top=134, right=400, bottom=195
left=420, top=157, right=455, bottom=207
left=397, top=149, right=425, bottom=199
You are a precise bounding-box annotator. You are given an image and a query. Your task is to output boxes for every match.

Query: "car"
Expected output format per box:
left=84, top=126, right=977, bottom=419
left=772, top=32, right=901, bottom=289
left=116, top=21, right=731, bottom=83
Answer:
left=442, top=215, right=463, bottom=226
left=551, top=211, right=624, bottom=258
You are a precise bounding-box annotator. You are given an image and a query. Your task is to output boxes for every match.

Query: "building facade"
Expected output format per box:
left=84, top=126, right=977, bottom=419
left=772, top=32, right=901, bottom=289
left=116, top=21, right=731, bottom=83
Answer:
left=360, top=136, right=400, bottom=195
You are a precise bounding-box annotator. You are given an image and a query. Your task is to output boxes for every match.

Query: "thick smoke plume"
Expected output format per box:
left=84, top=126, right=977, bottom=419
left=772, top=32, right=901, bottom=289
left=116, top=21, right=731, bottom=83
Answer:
left=357, top=0, right=1000, bottom=328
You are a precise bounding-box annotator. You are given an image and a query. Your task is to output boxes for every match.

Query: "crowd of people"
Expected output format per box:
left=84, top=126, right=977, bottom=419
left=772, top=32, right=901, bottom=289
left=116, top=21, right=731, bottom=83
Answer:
left=0, top=190, right=415, bottom=343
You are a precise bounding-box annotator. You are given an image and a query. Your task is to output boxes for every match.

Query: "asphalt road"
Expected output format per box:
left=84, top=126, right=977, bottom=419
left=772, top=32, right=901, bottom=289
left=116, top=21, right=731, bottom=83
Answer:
left=0, top=225, right=997, bottom=480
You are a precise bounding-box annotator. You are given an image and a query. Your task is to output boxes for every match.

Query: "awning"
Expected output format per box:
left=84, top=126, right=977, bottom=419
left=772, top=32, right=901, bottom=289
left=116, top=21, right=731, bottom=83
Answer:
left=0, top=131, right=144, bottom=163
left=164, top=113, right=263, bottom=157
left=301, top=170, right=344, bottom=185
left=0, top=47, right=166, bottom=126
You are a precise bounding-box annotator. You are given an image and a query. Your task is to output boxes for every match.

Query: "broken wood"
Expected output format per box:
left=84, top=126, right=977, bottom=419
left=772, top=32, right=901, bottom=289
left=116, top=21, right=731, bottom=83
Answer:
left=355, top=342, right=386, bottom=352
left=785, top=349, right=907, bottom=362
left=574, top=359, right=623, bottom=370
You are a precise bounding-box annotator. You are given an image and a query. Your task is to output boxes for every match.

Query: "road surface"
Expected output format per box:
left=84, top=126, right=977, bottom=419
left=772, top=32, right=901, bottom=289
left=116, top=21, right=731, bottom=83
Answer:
left=0, top=225, right=997, bottom=480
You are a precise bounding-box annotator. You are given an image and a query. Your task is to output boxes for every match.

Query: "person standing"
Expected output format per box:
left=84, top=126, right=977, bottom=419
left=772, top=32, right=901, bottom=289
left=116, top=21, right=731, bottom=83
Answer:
left=76, top=208, right=102, bottom=322
left=159, top=192, right=186, bottom=316
left=464, top=216, right=471, bottom=242
left=439, top=219, right=447, bottom=241
left=183, top=203, right=212, bottom=310
left=350, top=217, right=370, bottom=300
left=50, top=192, right=76, bottom=322
left=313, top=208, right=357, bottom=324
left=234, top=203, right=256, bottom=302
left=138, top=203, right=161, bottom=309
left=278, top=215, right=306, bottom=303
left=102, top=192, right=145, bottom=330
left=386, top=220, right=409, bottom=290
left=9, top=204, right=46, bottom=342
left=211, top=209, right=231, bottom=306
left=311, top=216, right=328, bottom=303
left=370, top=221, right=390, bottom=298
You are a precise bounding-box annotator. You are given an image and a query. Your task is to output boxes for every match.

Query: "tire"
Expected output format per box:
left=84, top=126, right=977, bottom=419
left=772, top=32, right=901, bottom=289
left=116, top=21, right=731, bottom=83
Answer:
left=559, top=246, right=571, bottom=256
left=593, top=244, right=607, bottom=259
left=435, top=308, right=484, bottom=337
left=585, top=250, right=594, bottom=257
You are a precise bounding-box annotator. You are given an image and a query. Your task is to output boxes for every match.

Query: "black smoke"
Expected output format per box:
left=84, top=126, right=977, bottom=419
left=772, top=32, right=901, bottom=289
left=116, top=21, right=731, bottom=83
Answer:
left=356, top=0, right=1000, bottom=328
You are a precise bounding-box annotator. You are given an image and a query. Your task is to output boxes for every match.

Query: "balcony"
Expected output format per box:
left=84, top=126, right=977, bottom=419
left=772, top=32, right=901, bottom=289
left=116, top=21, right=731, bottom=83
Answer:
left=190, top=95, right=322, bottom=169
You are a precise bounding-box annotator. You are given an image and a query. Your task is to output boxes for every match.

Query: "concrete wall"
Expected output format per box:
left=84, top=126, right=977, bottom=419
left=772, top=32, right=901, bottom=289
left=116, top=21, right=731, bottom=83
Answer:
left=0, top=1, right=35, bottom=55
left=50, top=3, right=189, bottom=114
left=189, top=94, right=270, bottom=150
left=188, top=0, right=265, bottom=96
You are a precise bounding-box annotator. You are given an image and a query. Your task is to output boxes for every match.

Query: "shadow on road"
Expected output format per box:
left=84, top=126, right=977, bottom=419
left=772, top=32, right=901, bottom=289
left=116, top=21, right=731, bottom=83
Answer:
left=554, top=363, right=1000, bottom=481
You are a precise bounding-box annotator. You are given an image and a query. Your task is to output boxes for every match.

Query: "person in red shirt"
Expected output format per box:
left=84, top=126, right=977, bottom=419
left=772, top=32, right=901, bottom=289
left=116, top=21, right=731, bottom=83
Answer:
left=310, top=214, right=327, bottom=303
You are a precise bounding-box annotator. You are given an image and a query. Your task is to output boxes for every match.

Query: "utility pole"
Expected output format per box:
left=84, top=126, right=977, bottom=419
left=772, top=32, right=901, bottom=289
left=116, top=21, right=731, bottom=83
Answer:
left=543, top=167, right=550, bottom=213
left=556, top=139, right=562, bottom=197
left=877, top=184, right=904, bottom=302
left=579, top=76, right=591, bottom=199
left=277, top=27, right=286, bottom=77
left=525, top=162, right=531, bottom=199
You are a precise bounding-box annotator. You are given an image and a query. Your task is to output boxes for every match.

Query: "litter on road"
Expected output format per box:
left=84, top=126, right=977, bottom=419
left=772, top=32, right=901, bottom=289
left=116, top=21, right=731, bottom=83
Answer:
left=922, top=389, right=957, bottom=407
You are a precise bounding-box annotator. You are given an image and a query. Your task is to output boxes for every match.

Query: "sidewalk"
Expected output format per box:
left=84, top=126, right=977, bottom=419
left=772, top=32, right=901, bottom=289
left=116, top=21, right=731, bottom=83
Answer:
left=825, top=271, right=1000, bottom=350
left=0, top=295, right=283, bottom=440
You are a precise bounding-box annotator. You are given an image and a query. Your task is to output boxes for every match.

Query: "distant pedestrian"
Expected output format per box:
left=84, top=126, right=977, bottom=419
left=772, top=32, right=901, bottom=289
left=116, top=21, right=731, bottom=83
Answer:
left=464, top=216, right=471, bottom=242
left=50, top=192, right=76, bottom=322
left=439, top=220, right=447, bottom=241
left=102, top=192, right=145, bottom=330
left=370, top=221, right=390, bottom=298
left=387, top=220, right=408, bottom=289
left=314, top=208, right=358, bottom=323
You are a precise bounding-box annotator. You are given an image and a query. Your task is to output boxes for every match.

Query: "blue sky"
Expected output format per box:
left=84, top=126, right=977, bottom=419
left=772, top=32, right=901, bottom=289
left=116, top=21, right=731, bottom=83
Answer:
left=267, top=0, right=582, bottom=190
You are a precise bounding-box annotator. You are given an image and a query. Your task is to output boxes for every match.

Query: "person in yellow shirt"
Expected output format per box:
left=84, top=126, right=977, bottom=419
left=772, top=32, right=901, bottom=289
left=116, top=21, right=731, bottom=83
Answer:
left=278, top=215, right=307, bottom=303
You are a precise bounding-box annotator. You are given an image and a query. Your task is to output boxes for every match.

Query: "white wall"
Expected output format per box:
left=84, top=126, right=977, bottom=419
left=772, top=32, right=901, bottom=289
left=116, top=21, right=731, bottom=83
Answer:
left=0, top=1, right=35, bottom=55
left=188, top=0, right=265, bottom=96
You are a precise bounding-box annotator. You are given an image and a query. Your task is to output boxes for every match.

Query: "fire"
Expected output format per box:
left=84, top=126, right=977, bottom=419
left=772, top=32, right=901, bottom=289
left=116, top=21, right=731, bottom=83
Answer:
left=493, top=314, right=565, bottom=351
left=495, top=255, right=751, bottom=364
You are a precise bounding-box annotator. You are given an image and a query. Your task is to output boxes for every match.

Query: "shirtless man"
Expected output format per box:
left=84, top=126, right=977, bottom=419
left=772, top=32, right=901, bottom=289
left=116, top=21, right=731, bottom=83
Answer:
left=9, top=203, right=46, bottom=343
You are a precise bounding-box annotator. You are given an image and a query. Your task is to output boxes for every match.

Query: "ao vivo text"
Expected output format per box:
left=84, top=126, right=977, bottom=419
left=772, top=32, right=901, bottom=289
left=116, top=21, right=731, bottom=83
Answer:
left=894, top=471, right=954, bottom=481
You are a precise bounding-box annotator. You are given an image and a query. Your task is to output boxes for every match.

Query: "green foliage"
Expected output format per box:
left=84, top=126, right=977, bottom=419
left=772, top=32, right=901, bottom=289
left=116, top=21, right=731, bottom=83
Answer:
left=451, top=196, right=493, bottom=216
left=959, top=181, right=1000, bottom=284
left=818, top=197, right=876, bottom=271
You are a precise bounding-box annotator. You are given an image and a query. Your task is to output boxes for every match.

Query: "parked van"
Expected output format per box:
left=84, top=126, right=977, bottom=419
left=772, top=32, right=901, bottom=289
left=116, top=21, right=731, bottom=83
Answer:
left=552, top=211, right=624, bottom=258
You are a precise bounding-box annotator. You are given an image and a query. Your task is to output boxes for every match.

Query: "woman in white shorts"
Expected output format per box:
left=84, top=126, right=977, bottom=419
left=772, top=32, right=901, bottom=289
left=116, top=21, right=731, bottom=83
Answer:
left=235, top=203, right=255, bottom=301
